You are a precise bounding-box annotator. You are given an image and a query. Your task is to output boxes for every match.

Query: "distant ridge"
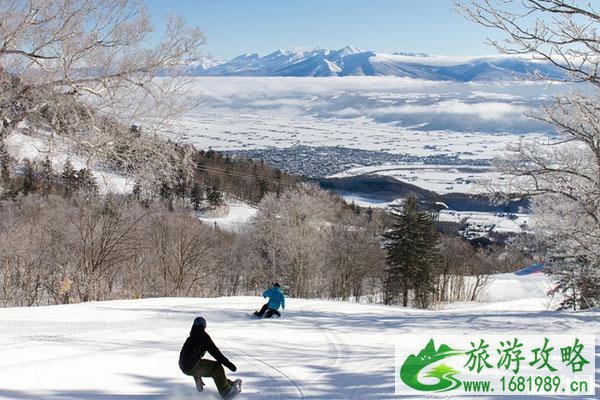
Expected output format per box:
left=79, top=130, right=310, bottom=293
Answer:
left=186, top=46, right=564, bottom=81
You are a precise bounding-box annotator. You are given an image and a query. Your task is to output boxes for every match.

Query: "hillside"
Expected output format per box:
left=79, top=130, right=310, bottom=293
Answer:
left=320, top=174, right=528, bottom=213
left=0, top=272, right=598, bottom=400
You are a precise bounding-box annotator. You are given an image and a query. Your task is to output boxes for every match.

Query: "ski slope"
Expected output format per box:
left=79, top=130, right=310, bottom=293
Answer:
left=0, top=276, right=598, bottom=399
left=196, top=201, right=258, bottom=233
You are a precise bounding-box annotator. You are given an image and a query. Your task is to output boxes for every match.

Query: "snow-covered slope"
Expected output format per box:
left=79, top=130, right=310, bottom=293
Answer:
left=0, top=274, right=598, bottom=399
left=192, top=46, right=564, bottom=81
left=196, top=200, right=258, bottom=232
left=184, top=56, right=223, bottom=75
left=4, top=131, right=134, bottom=195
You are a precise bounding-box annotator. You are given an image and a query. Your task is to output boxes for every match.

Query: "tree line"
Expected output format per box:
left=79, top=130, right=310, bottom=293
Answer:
left=0, top=170, right=532, bottom=308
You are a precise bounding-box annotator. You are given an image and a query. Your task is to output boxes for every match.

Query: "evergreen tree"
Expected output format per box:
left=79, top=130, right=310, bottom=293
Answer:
left=190, top=182, right=204, bottom=211
left=207, top=185, right=222, bottom=208
left=77, top=168, right=98, bottom=194
left=61, top=159, right=78, bottom=197
left=349, top=202, right=361, bottom=215
left=40, top=156, right=56, bottom=194
left=160, top=181, right=174, bottom=211
left=0, top=142, right=11, bottom=186
left=259, top=179, right=268, bottom=199
left=22, top=159, right=37, bottom=195
left=132, top=180, right=141, bottom=202
left=383, top=196, right=438, bottom=308
left=366, top=207, right=373, bottom=222
left=173, top=166, right=188, bottom=199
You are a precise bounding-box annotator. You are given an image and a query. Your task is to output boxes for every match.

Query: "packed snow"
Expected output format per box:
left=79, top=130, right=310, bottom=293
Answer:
left=0, top=273, right=598, bottom=399
left=196, top=200, right=258, bottom=232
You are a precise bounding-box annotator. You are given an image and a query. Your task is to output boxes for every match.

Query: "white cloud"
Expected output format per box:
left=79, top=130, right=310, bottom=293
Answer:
left=351, top=100, right=525, bottom=120
left=182, top=76, right=562, bottom=134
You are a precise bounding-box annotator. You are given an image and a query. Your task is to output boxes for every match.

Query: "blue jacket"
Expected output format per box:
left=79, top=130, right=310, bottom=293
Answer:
left=263, top=286, right=285, bottom=310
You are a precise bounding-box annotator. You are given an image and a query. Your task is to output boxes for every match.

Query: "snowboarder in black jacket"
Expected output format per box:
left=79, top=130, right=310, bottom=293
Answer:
left=179, top=317, right=241, bottom=398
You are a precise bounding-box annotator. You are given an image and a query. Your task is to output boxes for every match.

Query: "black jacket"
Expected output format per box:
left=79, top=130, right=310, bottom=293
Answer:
left=179, top=325, right=236, bottom=373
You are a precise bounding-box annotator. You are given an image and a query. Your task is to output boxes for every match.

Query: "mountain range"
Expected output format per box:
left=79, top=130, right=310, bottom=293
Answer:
left=187, top=45, right=564, bottom=81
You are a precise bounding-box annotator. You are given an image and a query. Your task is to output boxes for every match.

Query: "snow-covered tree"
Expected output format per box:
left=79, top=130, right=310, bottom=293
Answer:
left=0, top=0, right=205, bottom=186
left=456, top=0, right=600, bottom=308
left=324, top=215, right=386, bottom=301
left=248, top=183, right=386, bottom=300
left=148, top=211, right=218, bottom=297
left=250, top=184, right=331, bottom=296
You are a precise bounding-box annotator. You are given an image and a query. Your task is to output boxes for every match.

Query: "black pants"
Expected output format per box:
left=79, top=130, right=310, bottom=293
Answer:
left=255, top=303, right=280, bottom=318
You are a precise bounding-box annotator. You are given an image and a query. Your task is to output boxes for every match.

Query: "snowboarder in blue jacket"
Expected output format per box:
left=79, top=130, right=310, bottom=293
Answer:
left=254, top=282, right=285, bottom=318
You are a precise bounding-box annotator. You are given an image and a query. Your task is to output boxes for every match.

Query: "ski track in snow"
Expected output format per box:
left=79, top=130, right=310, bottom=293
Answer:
left=224, top=343, right=305, bottom=400
left=0, top=287, right=598, bottom=400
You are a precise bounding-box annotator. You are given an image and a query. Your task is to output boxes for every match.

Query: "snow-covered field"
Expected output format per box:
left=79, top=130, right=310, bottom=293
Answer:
left=1, top=273, right=598, bottom=400
left=167, top=77, right=568, bottom=196
left=330, top=164, right=501, bottom=195
left=174, top=77, right=558, bottom=155
left=438, top=210, right=530, bottom=234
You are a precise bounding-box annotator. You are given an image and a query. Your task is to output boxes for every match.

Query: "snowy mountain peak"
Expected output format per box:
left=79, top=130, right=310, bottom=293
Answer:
left=268, top=49, right=296, bottom=57
left=230, top=53, right=261, bottom=62
left=191, top=46, right=565, bottom=81
left=337, top=45, right=362, bottom=55
left=186, top=56, right=222, bottom=72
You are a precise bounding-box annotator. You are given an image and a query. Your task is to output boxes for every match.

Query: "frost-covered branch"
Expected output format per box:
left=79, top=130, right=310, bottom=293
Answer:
left=457, top=0, right=600, bottom=308
left=0, top=0, right=205, bottom=186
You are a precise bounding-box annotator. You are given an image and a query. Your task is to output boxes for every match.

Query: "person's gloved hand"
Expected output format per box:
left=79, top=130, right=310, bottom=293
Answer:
left=224, top=361, right=237, bottom=372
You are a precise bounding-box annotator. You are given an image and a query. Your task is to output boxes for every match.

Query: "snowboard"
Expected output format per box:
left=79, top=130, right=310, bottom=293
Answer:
left=251, top=312, right=281, bottom=319
left=223, top=379, right=242, bottom=399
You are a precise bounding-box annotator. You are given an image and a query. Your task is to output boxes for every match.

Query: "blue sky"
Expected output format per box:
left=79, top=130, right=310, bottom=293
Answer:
left=145, top=0, right=501, bottom=60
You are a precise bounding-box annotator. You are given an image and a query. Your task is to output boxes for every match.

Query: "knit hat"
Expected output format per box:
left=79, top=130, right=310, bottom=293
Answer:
left=193, top=316, right=207, bottom=328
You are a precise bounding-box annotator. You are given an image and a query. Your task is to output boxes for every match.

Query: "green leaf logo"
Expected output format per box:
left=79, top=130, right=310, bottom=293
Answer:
left=400, top=339, right=464, bottom=392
